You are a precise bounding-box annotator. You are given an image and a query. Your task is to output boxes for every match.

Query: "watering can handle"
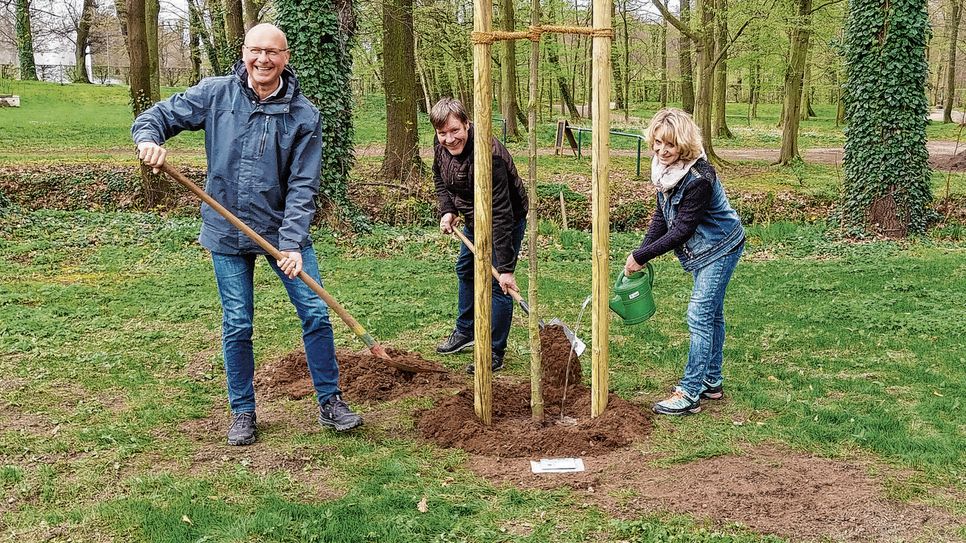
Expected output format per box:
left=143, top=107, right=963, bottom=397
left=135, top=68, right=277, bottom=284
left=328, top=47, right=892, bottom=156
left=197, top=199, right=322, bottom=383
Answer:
left=615, top=262, right=654, bottom=289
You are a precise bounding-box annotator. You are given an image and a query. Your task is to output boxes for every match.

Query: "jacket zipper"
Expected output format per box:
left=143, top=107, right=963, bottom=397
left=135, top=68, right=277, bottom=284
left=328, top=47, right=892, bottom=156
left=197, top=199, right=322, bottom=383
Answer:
left=258, top=116, right=269, bottom=156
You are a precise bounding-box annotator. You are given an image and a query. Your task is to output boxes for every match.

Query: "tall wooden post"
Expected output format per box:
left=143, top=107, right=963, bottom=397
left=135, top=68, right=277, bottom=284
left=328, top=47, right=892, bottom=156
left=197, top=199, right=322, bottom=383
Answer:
left=528, top=0, right=544, bottom=422
left=472, top=0, right=494, bottom=425
left=590, top=0, right=612, bottom=418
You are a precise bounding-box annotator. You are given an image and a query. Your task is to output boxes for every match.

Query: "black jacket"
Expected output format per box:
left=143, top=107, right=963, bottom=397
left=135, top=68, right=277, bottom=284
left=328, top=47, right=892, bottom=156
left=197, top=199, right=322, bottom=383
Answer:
left=433, top=126, right=528, bottom=273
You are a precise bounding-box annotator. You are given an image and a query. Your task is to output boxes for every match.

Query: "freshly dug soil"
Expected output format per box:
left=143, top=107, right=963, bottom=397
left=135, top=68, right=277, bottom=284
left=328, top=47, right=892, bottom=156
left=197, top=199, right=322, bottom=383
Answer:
left=416, top=325, right=652, bottom=457
left=253, top=348, right=455, bottom=403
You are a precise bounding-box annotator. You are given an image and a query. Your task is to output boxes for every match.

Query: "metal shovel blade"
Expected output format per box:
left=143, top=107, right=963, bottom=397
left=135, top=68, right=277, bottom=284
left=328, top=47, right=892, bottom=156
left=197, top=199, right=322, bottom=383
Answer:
left=546, top=318, right=587, bottom=357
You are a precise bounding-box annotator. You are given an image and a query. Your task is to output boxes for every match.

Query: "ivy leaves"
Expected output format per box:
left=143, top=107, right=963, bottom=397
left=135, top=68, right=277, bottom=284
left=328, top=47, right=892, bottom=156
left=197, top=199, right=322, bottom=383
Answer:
left=842, top=0, right=933, bottom=236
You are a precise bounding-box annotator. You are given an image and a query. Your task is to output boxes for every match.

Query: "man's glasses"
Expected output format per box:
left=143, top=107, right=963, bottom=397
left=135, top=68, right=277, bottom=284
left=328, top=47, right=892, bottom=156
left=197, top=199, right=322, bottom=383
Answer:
left=244, top=46, right=288, bottom=59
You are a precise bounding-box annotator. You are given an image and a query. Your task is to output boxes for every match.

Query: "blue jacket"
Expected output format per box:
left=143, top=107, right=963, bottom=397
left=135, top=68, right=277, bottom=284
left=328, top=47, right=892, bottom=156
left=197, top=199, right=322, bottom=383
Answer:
left=658, top=159, right=744, bottom=272
left=132, top=62, right=323, bottom=254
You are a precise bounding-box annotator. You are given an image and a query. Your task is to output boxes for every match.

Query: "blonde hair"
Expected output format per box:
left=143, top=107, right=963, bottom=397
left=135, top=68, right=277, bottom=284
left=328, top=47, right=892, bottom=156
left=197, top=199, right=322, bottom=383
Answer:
left=645, top=108, right=703, bottom=162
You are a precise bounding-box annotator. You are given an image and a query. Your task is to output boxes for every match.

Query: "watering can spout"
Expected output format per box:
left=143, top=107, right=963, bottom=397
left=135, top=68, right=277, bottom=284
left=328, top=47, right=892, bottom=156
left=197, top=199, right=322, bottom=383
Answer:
left=609, top=263, right=657, bottom=325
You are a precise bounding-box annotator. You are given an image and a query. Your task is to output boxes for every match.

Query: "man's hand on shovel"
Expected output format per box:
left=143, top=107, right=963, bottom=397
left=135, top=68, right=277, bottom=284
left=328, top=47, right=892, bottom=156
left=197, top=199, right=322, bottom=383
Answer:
left=136, top=142, right=167, bottom=173
left=497, top=272, right=519, bottom=296
left=277, top=251, right=303, bottom=279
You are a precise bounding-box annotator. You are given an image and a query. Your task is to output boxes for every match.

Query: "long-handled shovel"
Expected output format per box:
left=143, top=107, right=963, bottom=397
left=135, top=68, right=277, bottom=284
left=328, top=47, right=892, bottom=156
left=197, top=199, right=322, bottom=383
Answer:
left=450, top=229, right=586, bottom=357
left=160, top=163, right=437, bottom=374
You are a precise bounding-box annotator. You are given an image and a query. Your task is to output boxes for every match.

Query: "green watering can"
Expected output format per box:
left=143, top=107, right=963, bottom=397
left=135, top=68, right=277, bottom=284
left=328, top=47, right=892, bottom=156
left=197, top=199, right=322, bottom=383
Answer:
left=609, top=263, right=656, bottom=325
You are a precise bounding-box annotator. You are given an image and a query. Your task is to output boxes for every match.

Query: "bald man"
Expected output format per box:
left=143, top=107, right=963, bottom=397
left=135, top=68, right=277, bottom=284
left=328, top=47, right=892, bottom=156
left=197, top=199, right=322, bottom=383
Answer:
left=133, top=23, right=363, bottom=446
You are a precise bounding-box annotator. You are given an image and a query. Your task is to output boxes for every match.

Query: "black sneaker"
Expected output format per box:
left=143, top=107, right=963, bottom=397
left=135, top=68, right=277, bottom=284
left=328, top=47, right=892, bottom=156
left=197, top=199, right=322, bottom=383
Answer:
left=465, top=353, right=504, bottom=375
left=436, top=330, right=474, bottom=354
left=227, top=411, right=256, bottom=446
left=700, top=379, right=723, bottom=400
left=318, top=395, right=363, bottom=432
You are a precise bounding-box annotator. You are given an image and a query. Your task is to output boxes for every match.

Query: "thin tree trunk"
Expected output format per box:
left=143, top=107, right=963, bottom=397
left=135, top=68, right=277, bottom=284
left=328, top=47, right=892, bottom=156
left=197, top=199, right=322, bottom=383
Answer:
left=693, top=0, right=718, bottom=160
left=188, top=3, right=202, bottom=85
left=776, top=0, right=811, bottom=165
left=660, top=20, right=669, bottom=108
left=548, top=36, right=581, bottom=118
left=712, top=0, right=732, bottom=137
left=612, top=1, right=625, bottom=111
left=944, top=0, right=962, bottom=123
left=500, top=0, right=523, bottom=138
left=15, top=0, right=38, bottom=80
left=750, top=61, right=760, bottom=119
left=380, top=0, right=422, bottom=181
left=678, top=0, right=694, bottom=113
left=188, top=0, right=220, bottom=75
left=146, top=0, right=161, bottom=101
left=73, top=0, right=96, bottom=83
left=127, top=0, right=172, bottom=207
left=623, top=6, right=630, bottom=120
left=801, top=54, right=814, bottom=120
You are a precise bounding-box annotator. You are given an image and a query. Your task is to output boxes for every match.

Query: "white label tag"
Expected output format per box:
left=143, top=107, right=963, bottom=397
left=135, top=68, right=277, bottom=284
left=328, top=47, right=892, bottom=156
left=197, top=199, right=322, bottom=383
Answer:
left=628, top=291, right=639, bottom=300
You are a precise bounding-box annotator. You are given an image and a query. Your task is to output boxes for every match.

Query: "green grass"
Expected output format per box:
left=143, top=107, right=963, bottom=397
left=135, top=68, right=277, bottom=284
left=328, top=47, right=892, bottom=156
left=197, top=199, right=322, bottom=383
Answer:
left=1, top=209, right=964, bottom=540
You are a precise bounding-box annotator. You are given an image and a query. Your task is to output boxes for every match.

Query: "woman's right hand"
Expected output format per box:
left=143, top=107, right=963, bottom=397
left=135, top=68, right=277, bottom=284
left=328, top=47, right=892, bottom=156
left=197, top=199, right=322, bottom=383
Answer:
left=440, top=213, right=456, bottom=234
left=624, top=253, right=644, bottom=276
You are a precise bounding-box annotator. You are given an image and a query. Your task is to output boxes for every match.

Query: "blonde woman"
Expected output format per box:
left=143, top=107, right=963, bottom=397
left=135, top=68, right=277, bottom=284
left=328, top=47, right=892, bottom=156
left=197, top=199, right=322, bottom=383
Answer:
left=624, top=108, right=745, bottom=416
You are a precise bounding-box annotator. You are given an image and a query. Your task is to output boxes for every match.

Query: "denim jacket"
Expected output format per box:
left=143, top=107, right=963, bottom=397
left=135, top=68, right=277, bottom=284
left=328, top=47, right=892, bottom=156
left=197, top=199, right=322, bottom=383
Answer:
left=658, top=159, right=744, bottom=272
left=132, top=62, right=323, bottom=254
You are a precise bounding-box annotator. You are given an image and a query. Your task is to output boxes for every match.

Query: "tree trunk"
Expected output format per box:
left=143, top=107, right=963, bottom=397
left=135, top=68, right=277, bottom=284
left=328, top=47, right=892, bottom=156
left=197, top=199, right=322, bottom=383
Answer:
left=188, top=0, right=220, bottom=75
left=944, top=0, right=962, bottom=123
left=380, top=0, right=422, bottom=181
left=712, top=0, right=732, bottom=137
left=678, top=0, right=695, bottom=113
left=801, top=55, right=814, bottom=120
left=127, top=0, right=172, bottom=208
left=499, top=0, right=523, bottom=138
left=612, top=2, right=625, bottom=111
left=623, top=7, right=630, bottom=120
left=73, top=0, right=96, bottom=83
left=776, top=0, right=811, bottom=165
left=548, top=36, right=581, bottom=118
left=15, top=0, right=38, bottom=80
left=842, top=0, right=932, bottom=236
left=693, top=0, right=718, bottom=160
left=225, top=0, right=245, bottom=54
left=242, top=0, right=262, bottom=30
left=750, top=61, right=760, bottom=119
left=209, top=0, right=231, bottom=73
left=188, top=3, right=203, bottom=85
left=660, top=20, right=669, bottom=108
left=146, top=0, right=161, bottom=101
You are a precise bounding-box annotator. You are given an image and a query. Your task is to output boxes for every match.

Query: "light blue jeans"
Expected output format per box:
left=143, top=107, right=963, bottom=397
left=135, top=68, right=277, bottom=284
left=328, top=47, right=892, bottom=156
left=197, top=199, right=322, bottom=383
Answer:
left=678, top=243, right=743, bottom=399
left=211, top=246, right=340, bottom=414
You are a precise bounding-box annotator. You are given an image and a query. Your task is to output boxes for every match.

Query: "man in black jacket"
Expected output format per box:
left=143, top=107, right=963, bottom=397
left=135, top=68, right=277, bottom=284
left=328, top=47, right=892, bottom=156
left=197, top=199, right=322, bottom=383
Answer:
left=431, top=98, right=528, bottom=374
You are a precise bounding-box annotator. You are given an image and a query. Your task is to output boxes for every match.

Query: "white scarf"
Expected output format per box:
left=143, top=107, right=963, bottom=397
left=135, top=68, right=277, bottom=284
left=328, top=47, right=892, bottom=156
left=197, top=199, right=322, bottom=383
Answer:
left=650, top=151, right=706, bottom=193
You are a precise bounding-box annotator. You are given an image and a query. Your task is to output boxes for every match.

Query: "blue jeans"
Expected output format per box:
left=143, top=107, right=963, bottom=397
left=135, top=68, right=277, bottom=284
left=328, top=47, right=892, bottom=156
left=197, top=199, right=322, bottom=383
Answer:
left=679, top=242, right=743, bottom=399
left=455, top=219, right=527, bottom=356
left=211, top=246, right=340, bottom=414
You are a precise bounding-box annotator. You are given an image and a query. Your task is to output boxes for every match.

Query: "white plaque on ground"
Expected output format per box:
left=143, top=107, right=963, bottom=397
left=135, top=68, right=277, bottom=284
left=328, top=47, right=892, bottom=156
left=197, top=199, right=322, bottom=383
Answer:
left=530, top=457, right=585, bottom=473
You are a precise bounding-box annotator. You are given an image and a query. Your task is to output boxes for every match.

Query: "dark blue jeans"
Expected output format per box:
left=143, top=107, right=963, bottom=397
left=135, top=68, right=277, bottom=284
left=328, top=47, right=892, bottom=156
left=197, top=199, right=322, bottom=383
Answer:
left=455, top=219, right=527, bottom=356
left=211, top=246, right=340, bottom=414
left=678, top=242, right=743, bottom=399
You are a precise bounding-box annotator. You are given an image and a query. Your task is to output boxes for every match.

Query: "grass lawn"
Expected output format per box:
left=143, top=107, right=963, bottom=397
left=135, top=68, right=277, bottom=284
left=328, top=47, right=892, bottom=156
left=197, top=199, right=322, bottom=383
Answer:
left=1, top=209, right=964, bottom=541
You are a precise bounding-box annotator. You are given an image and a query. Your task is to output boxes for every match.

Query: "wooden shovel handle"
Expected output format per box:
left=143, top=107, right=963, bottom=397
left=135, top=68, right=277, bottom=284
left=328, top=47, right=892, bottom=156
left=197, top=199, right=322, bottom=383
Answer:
left=450, top=228, right=526, bottom=306
left=159, top=163, right=391, bottom=361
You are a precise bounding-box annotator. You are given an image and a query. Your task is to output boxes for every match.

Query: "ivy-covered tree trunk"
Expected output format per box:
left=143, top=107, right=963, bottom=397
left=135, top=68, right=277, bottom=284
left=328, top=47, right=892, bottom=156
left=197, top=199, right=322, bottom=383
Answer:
left=379, top=0, right=422, bottom=181
left=243, top=0, right=263, bottom=30
left=842, top=0, right=932, bottom=236
left=225, top=0, right=246, bottom=53
left=943, top=0, right=962, bottom=123
left=15, top=0, right=37, bottom=81
left=209, top=0, right=232, bottom=73
left=127, top=0, right=173, bottom=208
left=188, top=0, right=221, bottom=75
left=679, top=0, right=695, bottom=113
left=73, top=0, right=96, bottom=83
left=777, top=0, right=811, bottom=165
left=188, top=5, right=203, bottom=85
left=276, top=0, right=357, bottom=216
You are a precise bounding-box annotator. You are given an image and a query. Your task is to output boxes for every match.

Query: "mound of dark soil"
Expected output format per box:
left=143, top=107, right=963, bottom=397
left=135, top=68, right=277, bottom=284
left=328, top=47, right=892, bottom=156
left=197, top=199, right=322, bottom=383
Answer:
left=253, top=349, right=456, bottom=403
left=416, top=325, right=652, bottom=457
